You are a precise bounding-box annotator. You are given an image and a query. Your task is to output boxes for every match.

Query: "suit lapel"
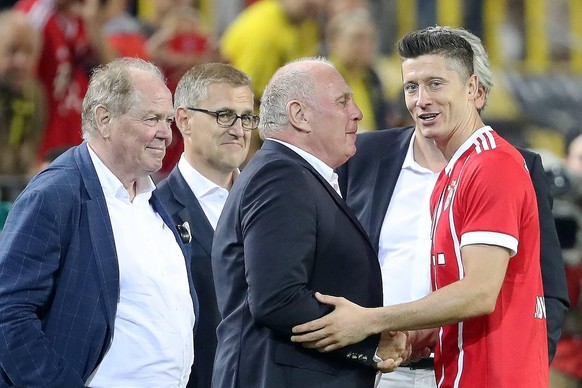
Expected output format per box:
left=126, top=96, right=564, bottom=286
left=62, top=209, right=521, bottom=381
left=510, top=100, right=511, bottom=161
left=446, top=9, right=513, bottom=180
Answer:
left=74, top=143, right=119, bottom=329
left=166, top=168, right=214, bottom=256
left=366, top=128, right=414, bottom=247
left=262, top=141, right=374, bottom=247
left=150, top=191, right=200, bottom=318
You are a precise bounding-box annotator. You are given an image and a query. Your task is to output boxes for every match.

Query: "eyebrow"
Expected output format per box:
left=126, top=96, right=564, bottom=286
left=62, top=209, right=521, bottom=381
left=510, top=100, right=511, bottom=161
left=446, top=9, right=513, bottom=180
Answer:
left=215, top=107, right=255, bottom=114
left=335, top=92, right=352, bottom=101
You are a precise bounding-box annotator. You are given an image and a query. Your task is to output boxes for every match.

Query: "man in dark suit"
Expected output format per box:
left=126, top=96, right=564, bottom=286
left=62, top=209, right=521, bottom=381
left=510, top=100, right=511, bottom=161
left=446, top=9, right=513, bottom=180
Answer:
left=211, top=57, right=410, bottom=388
left=0, top=58, right=199, bottom=387
left=156, top=63, right=255, bottom=388
left=291, top=27, right=569, bottom=388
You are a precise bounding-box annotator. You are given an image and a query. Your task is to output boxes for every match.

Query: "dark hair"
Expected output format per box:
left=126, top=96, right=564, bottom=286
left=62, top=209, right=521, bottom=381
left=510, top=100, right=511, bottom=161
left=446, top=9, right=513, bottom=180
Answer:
left=564, top=127, right=582, bottom=156
left=396, top=26, right=475, bottom=81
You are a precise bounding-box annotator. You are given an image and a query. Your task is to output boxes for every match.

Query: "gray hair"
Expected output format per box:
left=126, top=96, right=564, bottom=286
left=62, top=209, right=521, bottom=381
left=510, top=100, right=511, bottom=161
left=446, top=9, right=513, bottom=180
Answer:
left=81, top=58, right=165, bottom=140
left=258, top=56, right=333, bottom=140
left=173, top=62, right=252, bottom=110
left=451, top=27, right=494, bottom=110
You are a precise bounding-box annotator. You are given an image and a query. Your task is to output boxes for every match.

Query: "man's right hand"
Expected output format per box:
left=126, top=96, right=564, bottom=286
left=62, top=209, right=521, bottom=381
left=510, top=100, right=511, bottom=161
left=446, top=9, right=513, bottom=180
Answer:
left=375, top=331, right=411, bottom=373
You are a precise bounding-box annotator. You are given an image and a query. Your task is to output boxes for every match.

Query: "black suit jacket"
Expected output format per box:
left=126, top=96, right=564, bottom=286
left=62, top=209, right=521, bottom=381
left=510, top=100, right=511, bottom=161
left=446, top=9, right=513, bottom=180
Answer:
left=211, top=140, right=383, bottom=388
left=157, top=166, right=217, bottom=388
left=337, top=126, right=569, bottom=362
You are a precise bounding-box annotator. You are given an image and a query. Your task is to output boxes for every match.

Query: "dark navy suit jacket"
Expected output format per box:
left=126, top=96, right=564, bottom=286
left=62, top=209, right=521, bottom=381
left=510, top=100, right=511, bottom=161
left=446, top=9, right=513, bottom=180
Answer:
left=0, top=143, right=198, bottom=387
left=157, top=165, right=218, bottom=388
left=211, top=140, right=383, bottom=388
left=337, top=126, right=569, bottom=362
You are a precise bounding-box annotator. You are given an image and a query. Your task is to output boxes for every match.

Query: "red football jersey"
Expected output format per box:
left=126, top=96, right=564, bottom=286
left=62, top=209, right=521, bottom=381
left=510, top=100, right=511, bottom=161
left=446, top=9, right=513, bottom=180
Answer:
left=430, top=127, right=548, bottom=387
left=17, top=0, right=89, bottom=159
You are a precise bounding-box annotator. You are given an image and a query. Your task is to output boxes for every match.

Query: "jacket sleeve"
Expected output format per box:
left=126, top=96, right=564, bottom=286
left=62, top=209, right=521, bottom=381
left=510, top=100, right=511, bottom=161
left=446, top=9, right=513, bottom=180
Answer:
left=527, top=151, right=570, bottom=363
left=0, top=187, right=85, bottom=387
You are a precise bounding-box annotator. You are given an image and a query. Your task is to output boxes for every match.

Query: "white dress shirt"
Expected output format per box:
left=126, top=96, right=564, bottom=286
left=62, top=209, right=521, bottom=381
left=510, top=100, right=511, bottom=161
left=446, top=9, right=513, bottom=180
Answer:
left=177, top=155, right=230, bottom=230
left=378, top=135, right=438, bottom=306
left=377, top=136, right=438, bottom=388
left=86, top=146, right=195, bottom=388
left=268, top=139, right=342, bottom=197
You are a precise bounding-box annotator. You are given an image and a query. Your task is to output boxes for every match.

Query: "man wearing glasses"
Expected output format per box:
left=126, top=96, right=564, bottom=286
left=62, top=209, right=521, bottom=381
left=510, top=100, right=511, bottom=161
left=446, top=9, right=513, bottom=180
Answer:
left=156, top=63, right=257, bottom=388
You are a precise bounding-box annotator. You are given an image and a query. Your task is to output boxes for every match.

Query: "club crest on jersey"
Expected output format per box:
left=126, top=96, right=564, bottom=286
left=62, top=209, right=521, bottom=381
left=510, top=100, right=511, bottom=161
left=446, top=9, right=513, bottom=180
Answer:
left=443, top=180, right=458, bottom=211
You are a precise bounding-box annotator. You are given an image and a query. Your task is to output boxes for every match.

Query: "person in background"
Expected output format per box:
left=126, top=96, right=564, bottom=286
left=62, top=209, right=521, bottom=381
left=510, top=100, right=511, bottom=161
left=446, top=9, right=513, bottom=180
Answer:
left=141, top=0, right=190, bottom=38
left=101, top=0, right=150, bottom=60
left=292, top=27, right=549, bottom=388
left=220, top=0, right=327, bottom=164
left=550, top=127, right=582, bottom=388
left=325, top=8, right=388, bottom=132
left=15, top=0, right=117, bottom=160
left=565, top=127, right=582, bottom=176
left=0, top=57, right=198, bottom=387
left=147, top=5, right=221, bottom=93
left=157, top=62, right=254, bottom=388
left=211, top=57, right=410, bottom=388
left=0, top=10, right=45, bottom=176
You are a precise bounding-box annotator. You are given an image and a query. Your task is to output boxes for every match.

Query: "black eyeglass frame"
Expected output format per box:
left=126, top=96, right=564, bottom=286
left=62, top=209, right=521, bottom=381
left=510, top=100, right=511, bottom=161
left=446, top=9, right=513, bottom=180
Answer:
left=186, top=107, right=259, bottom=130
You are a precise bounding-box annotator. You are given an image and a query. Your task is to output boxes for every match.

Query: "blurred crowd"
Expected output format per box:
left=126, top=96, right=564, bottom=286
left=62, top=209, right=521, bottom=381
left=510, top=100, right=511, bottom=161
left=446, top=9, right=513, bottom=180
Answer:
left=0, top=0, right=581, bottom=386
left=1, top=0, right=580, bottom=182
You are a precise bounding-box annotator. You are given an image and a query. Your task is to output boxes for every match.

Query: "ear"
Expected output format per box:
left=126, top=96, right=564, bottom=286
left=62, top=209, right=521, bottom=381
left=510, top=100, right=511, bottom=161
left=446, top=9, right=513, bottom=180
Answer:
left=175, top=107, right=191, bottom=136
left=95, top=105, right=111, bottom=139
left=287, top=100, right=311, bottom=133
left=474, top=84, right=487, bottom=111
left=467, top=74, right=479, bottom=99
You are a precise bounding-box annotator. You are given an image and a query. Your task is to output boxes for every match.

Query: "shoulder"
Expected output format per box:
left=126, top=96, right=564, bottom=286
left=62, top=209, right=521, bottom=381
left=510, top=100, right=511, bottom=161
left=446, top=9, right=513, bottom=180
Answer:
left=233, top=152, right=319, bottom=205
left=355, top=126, right=413, bottom=151
left=24, top=164, right=82, bottom=205
left=156, top=167, right=180, bottom=195
left=244, top=153, right=313, bottom=186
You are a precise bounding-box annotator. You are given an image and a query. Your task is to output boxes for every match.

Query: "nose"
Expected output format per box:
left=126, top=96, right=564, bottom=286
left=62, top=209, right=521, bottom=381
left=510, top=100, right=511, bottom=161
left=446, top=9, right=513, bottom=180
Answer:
left=156, top=120, right=173, bottom=146
left=228, top=119, right=246, bottom=137
left=416, top=86, right=431, bottom=108
left=350, top=101, right=363, bottom=121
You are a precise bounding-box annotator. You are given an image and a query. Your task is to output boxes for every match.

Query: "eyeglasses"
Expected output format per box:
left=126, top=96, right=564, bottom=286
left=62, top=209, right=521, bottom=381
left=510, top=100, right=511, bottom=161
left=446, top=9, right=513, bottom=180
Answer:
left=187, top=107, right=259, bottom=130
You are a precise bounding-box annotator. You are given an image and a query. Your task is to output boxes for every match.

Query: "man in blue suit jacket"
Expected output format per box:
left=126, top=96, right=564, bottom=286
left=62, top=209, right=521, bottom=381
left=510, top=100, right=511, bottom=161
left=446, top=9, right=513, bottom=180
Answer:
left=157, top=63, right=256, bottom=388
left=211, top=57, right=410, bottom=388
left=0, top=58, right=198, bottom=387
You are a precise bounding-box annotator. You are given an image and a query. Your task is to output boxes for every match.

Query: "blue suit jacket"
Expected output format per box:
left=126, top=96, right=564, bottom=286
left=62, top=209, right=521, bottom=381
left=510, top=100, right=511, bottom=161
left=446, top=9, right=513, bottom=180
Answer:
left=157, top=166, right=217, bottom=388
left=0, top=143, right=198, bottom=387
left=211, top=140, right=383, bottom=388
left=337, top=126, right=569, bottom=362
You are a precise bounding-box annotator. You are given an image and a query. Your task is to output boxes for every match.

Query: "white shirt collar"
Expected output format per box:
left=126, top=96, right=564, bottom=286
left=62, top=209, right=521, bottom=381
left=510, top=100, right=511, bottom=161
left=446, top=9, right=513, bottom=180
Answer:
left=87, top=144, right=155, bottom=202
left=177, top=154, right=228, bottom=199
left=268, top=138, right=337, bottom=187
left=401, top=132, right=439, bottom=174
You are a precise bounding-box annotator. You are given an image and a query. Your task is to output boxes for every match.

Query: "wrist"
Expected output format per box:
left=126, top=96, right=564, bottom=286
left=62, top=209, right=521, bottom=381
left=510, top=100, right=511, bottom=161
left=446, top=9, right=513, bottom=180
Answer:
left=373, top=347, right=383, bottom=363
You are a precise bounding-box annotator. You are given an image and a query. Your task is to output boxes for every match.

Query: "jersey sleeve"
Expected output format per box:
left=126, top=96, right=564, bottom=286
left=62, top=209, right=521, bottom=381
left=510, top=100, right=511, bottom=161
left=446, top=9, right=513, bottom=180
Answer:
left=456, top=150, right=532, bottom=256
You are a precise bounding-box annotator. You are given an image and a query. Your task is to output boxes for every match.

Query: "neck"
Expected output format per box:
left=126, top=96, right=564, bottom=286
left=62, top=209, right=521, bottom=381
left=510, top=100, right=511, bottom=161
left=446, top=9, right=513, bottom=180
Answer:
left=438, top=115, right=485, bottom=161
left=413, top=129, right=447, bottom=173
left=185, top=156, right=236, bottom=190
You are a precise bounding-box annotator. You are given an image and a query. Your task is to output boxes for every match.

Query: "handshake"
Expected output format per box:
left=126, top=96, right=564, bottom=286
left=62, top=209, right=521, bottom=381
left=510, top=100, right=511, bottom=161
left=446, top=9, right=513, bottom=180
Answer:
left=374, top=329, right=435, bottom=373
left=290, top=292, right=436, bottom=373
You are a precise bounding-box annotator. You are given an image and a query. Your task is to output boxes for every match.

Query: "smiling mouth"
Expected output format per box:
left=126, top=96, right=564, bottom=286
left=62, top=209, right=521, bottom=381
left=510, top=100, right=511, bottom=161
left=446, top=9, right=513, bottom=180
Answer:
left=222, top=141, right=243, bottom=147
left=418, top=113, right=439, bottom=122
left=147, top=146, right=166, bottom=153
